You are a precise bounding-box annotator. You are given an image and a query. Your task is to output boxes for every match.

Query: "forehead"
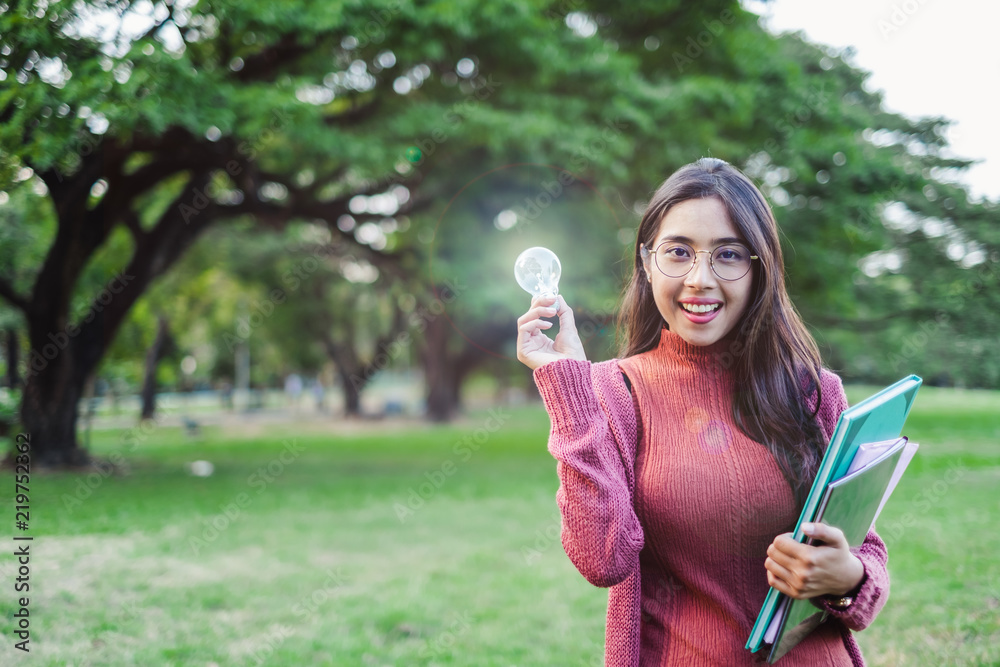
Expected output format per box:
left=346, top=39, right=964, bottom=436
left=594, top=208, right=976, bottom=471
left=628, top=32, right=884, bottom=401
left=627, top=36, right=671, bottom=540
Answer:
left=653, top=197, right=741, bottom=244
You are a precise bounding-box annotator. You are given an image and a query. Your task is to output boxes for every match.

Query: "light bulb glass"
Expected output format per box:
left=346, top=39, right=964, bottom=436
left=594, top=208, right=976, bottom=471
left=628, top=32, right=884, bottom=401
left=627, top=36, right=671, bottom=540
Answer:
left=514, top=246, right=561, bottom=297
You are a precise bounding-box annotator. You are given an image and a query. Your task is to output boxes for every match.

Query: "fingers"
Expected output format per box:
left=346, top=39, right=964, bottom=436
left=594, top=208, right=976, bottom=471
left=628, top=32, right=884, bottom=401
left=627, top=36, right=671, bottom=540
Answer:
left=766, top=568, right=807, bottom=600
left=764, top=550, right=795, bottom=580
left=802, top=522, right=848, bottom=548
left=766, top=536, right=805, bottom=572
left=766, top=539, right=812, bottom=599
left=765, top=559, right=801, bottom=598
left=527, top=295, right=578, bottom=330
left=518, top=318, right=553, bottom=336
left=553, top=295, right=578, bottom=328
left=770, top=532, right=809, bottom=561
left=516, top=318, right=552, bottom=370
left=516, top=308, right=557, bottom=336
left=530, top=294, right=559, bottom=309
left=765, top=555, right=794, bottom=594
left=516, top=298, right=557, bottom=358
left=518, top=296, right=561, bottom=328
left=517, top=294, right=591, bottom=370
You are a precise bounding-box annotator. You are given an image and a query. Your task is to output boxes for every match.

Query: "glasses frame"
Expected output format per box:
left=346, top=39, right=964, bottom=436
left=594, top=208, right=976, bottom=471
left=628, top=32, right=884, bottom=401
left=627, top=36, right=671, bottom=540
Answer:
left=640, top=240, right=760, bottom=282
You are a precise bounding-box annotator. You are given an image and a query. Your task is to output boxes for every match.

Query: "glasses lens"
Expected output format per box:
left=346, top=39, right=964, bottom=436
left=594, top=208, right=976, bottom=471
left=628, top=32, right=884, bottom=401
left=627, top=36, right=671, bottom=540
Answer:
left=712, top=245, right=752, bottom=281
left=655, top=243, right=695, bottom=277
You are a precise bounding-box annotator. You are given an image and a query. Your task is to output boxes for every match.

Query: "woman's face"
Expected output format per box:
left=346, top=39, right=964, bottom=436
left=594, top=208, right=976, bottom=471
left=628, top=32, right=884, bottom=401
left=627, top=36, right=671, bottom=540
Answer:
left=641, top=196, right=754, bottom=347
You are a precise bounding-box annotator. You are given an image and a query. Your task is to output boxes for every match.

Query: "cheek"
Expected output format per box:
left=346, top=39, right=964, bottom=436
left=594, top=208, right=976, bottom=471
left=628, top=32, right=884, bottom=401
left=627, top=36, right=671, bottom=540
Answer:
left=653, top=279, right=680, bottom=305
left=730, top=284, right=753, bottom=318
left=650, top=280, right=678, bottom=320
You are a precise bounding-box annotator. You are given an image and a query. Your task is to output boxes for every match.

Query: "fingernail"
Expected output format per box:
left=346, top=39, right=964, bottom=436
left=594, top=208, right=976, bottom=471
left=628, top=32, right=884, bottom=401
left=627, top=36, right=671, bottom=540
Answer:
left=802, top=523, right=814, bottom=535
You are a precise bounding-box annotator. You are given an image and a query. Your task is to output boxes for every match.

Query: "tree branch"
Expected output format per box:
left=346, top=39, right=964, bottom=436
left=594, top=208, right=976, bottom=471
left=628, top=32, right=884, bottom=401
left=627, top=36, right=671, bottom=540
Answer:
left=234, top=33, right=314, bottom=83
left=0, top=276, right=29, bottom=314
left=72, top=171, right=217, bottom=377
left=35, top=144, right=108, bottom=220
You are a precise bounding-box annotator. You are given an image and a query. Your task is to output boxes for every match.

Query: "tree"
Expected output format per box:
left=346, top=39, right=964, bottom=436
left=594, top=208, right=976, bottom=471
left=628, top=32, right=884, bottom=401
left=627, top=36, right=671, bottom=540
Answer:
left=2, top=0, right=996, bottom=464
left=0, top=0, right=661, bottom=462
left=206, top=221, right=410, bottom=417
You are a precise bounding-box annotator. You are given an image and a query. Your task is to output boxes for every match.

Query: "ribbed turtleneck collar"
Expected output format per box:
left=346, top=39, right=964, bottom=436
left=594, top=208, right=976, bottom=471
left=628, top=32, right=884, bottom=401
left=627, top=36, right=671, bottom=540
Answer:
left=657, top=327, right=737, bottom=366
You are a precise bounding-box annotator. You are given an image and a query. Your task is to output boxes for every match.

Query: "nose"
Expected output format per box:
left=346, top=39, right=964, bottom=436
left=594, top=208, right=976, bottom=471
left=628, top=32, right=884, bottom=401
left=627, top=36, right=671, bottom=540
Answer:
left=684, top=251, right=718, bottom=290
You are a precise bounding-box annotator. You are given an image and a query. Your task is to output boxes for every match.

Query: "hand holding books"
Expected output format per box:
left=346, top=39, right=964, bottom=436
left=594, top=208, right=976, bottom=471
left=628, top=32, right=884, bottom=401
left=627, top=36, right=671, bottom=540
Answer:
left=764, top=522, right=865, bottom=599
left=747, top=375, right=922, bottom=663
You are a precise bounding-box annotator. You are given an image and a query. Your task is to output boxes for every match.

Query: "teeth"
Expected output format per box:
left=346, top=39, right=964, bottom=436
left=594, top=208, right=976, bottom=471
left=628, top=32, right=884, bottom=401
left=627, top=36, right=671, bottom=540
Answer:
left=681, top=303, right=721, bottom=314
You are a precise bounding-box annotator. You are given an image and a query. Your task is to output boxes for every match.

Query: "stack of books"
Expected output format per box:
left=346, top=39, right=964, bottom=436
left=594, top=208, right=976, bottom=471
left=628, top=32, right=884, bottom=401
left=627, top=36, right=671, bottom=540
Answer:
left=746, top=375, right=922, bottom=663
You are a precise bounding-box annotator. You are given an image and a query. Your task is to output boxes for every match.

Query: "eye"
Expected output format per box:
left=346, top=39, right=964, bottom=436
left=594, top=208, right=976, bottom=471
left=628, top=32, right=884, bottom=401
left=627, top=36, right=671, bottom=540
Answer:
left=716, top=246, right=745, bottom=263
left=661, top=244, right=692, bottom=260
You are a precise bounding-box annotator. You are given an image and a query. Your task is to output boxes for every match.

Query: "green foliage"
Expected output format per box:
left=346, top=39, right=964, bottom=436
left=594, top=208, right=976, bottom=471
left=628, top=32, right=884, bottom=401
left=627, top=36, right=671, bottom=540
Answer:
left=0, top=0, right=996, bottom=394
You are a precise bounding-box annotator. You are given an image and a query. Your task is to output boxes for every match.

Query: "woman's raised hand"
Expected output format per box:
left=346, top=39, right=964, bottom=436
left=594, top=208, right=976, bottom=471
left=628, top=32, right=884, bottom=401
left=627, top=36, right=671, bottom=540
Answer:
left=516, top=294, right=588, bottom=370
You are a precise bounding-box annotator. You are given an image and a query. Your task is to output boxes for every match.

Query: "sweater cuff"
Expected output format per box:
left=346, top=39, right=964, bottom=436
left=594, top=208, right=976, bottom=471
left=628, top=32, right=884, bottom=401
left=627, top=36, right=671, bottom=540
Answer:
left=816, top=559, right=871, bottom=618
left=532, top=358, right=598, bottom=437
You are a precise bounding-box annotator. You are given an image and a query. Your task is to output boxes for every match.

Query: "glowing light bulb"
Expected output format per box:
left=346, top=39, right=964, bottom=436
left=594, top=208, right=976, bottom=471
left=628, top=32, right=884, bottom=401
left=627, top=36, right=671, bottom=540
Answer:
left=514, top=246, right=561, bottom=298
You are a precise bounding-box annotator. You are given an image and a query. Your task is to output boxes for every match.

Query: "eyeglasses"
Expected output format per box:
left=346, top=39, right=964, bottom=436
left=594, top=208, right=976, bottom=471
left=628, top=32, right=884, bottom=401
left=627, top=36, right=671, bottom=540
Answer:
left=640, top=241, right=759, bottom=281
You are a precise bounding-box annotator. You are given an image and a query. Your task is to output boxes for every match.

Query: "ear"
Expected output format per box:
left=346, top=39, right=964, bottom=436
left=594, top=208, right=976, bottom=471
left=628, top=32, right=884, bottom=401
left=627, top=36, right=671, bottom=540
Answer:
left=639, top=243, right=652, bottom=280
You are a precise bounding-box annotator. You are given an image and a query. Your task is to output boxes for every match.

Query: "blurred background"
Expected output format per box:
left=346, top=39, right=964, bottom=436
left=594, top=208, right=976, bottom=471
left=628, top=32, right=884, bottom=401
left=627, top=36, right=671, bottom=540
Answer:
left=0, top=1, right=997, bottom=665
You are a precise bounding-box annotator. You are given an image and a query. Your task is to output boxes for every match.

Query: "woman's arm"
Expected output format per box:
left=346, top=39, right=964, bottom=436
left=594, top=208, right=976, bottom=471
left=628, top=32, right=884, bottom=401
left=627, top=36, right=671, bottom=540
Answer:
left=814, top=528, right=890, bottom=631
left=533, top=357, right=643, bottom=588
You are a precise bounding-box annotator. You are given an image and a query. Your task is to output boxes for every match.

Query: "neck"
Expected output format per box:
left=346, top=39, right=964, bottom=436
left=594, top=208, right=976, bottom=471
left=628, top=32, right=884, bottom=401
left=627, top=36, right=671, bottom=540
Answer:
left=658, top=327, right=738, bottom=367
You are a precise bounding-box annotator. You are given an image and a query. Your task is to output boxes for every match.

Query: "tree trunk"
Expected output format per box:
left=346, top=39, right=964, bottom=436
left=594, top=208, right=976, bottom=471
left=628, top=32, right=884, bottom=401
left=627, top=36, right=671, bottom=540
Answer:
left=339, top=372, right=362, bottom=416
left=322, top=300, right=407, bottom=418
left=421, top=315, right=457, bottom=422
left=420, top=316, right=516, bottom=422
left=324, top=335, right=364, bottom=417
left=19, top=332, right=90, bottom=466
left=140, top=316, right=172, bottom=420
left=5, top=327, right=19, bottom=389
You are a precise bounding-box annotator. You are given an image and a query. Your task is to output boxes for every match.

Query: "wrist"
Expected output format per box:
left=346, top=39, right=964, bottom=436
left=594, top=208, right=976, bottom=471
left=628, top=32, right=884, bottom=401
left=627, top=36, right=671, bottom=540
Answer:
left=832, top=554, right=866, bottom=597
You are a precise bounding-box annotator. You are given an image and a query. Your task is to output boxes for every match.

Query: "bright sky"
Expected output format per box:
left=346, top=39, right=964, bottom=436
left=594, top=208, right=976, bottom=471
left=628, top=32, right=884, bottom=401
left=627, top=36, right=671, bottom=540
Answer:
left=747, top=0, right=1000, bottom=202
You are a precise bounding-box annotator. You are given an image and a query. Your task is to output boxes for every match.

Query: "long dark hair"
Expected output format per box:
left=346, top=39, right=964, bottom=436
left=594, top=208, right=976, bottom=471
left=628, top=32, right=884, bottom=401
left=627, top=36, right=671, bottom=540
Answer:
left=617, top=157, right=826, bottom=510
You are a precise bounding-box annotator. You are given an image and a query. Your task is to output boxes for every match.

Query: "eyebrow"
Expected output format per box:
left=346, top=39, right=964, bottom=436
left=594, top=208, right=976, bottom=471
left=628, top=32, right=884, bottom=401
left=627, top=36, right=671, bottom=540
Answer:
left=656, top=235, right=746, bottom=246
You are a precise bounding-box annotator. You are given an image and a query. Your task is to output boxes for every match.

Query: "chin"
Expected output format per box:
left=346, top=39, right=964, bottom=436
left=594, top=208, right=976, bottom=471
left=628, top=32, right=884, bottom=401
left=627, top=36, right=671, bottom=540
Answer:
left=674, top=321, right=730, bottom=347
left=689, top=333, right=722, bottom=347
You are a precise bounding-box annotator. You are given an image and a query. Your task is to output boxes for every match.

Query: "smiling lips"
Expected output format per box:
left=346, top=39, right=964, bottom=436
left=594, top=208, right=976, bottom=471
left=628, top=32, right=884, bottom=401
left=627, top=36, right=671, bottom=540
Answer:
left=679, top=299, right=723, bottom=323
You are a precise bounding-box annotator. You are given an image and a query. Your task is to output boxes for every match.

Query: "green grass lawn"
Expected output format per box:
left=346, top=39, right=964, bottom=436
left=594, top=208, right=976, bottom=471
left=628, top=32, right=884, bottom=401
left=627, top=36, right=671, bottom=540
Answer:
left=1, top=386, right=997, bottom=666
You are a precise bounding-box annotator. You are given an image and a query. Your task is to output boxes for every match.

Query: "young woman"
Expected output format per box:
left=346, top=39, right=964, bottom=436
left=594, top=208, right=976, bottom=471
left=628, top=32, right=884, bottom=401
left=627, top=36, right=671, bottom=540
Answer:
left=516, top=158, right=888, bottom=666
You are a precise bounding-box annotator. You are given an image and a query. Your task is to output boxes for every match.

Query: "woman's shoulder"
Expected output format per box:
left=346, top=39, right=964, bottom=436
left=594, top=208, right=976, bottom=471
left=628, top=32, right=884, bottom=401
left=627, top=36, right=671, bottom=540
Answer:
left=614, top=346, right=655, bottom=377
left=801, top=365, right=845, bottom=398
left=594, top=358, right=631, bottom=388
left=808, top=366, right=850, bottom=439
left=818, top=366, right=846, bottom=395
left=573, top=359, right=637, bottom=416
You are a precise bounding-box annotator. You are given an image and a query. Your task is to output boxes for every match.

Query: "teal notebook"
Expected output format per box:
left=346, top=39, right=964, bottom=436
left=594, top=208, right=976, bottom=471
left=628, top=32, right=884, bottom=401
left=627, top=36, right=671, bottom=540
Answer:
left=745, top=374, right=922, bottom=655
left=765, top=436, right=914, bottom=662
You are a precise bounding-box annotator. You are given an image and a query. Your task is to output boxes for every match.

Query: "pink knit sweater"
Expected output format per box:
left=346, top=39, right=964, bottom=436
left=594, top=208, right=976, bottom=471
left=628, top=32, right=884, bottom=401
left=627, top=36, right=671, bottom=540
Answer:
left=533, top=328, right=889, bottom=666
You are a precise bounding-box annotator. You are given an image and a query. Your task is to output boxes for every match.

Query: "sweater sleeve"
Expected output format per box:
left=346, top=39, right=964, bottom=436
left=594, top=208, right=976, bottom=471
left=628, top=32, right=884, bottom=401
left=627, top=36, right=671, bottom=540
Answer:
left=811, top=369, right=891, bottom=631
left=815, top=529, right=889, bottom=631
left=532, top=358, right=644, bottom=588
